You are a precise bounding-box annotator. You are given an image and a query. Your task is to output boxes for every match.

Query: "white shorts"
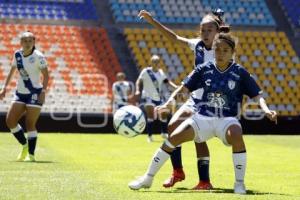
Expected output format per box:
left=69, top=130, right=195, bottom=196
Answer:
left=185, top=113, right=242, bottom=146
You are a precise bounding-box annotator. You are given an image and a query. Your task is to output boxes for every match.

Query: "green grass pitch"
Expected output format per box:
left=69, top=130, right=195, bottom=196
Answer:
left=0, top=133, right=299, bottom=200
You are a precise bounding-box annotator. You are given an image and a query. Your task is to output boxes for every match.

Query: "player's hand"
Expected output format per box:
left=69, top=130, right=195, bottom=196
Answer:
left=138, top=10, right=154, bottom=23
left=0, top=88, right=6, bottom=100
left=155, top=103, right=170, bottom=115
left=265, top=110, right=277, bottom=124
left=38, top=91, right=45, bottom=104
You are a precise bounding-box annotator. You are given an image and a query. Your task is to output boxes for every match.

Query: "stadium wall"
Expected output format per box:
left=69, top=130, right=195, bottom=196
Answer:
left=0, top=114, right=299, bottom=134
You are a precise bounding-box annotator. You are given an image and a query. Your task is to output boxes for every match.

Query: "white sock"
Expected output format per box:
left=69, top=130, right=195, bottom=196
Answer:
left=232, top=152, right=246, bottom=183
left=10, top=124, right=22, bottom=133
left=27, top=130, right=38, bottom=139
left=145, top=148, right=170, bottom=177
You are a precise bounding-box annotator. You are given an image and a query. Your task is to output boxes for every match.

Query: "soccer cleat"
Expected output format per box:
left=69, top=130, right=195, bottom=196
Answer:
left=25, top=154, right=36, bottom=162
left=147, top=136, right=154, bottom=143
left=17, top=144, right=28, bottom=161
left=192, top=181, right=213, bottom=190
left=162, top=169, right=185, bottom=188
left=161, top=133, right=168, bottom=139
left=128, top=175, right=153, bottom=190
left=234, top=182, right=246, bottom=194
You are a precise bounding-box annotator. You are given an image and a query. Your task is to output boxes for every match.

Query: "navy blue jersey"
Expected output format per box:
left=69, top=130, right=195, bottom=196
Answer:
left=183, top=61, right=262, bottom=117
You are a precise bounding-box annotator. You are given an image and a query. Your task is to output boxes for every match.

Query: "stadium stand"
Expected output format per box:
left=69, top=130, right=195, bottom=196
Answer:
left=279, top=0, right=300, bottom=37
left=0, top=24, right=122, bottom=113
left=124, top=28, right=300, bottom=116
left=0, top=0, right=99, bottom=20
left=109, top=0, right=276, bottom=26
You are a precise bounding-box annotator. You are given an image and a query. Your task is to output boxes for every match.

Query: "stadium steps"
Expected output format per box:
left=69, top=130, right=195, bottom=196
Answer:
left=265, top=0, right=300, bottom=56
left=92, top=0, right=139, bottom=82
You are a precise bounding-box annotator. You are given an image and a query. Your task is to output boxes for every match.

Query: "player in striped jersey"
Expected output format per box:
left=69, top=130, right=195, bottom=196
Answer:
left=0, top=32, right=49, bottom=162
left=135, top=55, right=177, bottom=142
left=138, top=9, right=229, bottom=189
left=112, top=72, right=134, bottom=113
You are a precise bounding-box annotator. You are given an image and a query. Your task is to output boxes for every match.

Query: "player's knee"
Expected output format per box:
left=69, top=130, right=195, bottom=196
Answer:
left=226, top=125, right=244, bottom=145
left=6, top=115, right=17, bottom=129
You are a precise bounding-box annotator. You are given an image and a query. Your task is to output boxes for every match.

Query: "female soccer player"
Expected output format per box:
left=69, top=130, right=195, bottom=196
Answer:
left=0, top=31, right=49, bottom=162
left=128, top=33, right=277, bottom=194
left=135, top=55, right=177, bottom=142
left=138, top=9, right=230, bottom=189
left=112, top=72, right=134, bottom=113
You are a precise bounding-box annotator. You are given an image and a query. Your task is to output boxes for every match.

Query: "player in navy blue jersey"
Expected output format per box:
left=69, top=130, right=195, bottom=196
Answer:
left=128, top=33, right=277, bottom=194
left=0, top=32, right=49, bottom=162
left=138, top=9, right=230, bottom=189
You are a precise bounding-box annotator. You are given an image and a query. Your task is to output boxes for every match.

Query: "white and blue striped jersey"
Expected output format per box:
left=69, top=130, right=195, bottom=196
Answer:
left=112, top=81, right=133, bottom=105
left=11, top=49, right=47, bottom=94
left=138, top=67, right=167, bottom=101
left=186, top=38, right=215, bottom=104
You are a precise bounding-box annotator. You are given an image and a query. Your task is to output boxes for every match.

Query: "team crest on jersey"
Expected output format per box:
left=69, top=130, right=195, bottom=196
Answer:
left=228, top=80, right=236, bottom=90
left=29, top=56, right=35, bottom=63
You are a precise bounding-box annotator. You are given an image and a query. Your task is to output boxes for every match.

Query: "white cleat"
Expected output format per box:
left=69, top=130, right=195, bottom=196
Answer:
left=147, top=136, right=154, bottom=143
left=161, top=133, right=168, bottom=139
left=234, top=182, right=246, bottom=194
left=128, top=175, right=153, bottom=190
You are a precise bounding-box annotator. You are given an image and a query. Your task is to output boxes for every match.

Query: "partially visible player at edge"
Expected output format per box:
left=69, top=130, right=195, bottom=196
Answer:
left=112, top=72, right=134, bottom=113
left=138, top=9, right=230, bottom=189
left=135, top=55, right=177, bottom=142
left=128, top=33, right=277, bottom=194
left=0, top=31, right=49, bottom=162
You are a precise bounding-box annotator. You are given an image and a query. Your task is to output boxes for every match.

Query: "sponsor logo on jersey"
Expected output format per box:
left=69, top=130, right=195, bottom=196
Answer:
left=29, top=56, right=35, bottom=64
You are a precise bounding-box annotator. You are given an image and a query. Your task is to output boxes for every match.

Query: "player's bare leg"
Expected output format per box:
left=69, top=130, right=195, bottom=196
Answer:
left=24, top=105, right=42, bottom=162
left=226, top=125, right=247, bottom=194
left=129, top=121, right=195, bottom=190
left=6, top=102, right=28, bottom=161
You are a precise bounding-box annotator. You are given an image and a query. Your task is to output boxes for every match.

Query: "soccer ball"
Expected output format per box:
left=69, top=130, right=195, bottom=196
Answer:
left=113, top=105, right=146, bottom=138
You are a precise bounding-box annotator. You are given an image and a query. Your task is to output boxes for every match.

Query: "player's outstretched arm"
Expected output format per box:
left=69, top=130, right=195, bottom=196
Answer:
left=254, top=95, right=278, bottom=124
left=0, top=67, right=16, bottom=100
left=138, top=10, right=190, bottom=47
left=156, top=84, right=188, bottom=114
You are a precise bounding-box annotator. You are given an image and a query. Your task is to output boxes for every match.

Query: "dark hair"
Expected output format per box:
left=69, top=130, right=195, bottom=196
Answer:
left=215, top=33, right=236, bottom=50
left=211, top=8, right=230, bottom=33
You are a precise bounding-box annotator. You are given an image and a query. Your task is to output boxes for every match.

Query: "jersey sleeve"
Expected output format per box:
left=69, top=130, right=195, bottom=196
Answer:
left=182, top=67, right=202, bottom=92
left=240, top=68, right=263, bottom=98
left=138, top=68, right=147, bottom=80
left=187, top=38, right=201, bottom=51
left=160, top=69, right=168, bottom=81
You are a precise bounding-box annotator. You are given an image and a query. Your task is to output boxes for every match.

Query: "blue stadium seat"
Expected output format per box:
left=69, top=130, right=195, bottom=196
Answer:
left=0, top=0, right=99, bottom=21
left=109, top=0, right=276, bottom=26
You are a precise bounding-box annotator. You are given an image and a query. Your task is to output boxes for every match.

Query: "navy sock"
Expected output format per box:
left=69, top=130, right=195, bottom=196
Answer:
left=146, top=119, right=154, bottom=136
left=28, top=137, right=37, bottom=155
left=170, top=146, right=183, bottom=170
left=12, top=129, right=27, bottom=145
left=160, top=120, right=168, bottom=134
left=198, top=158, right=210, bottom=182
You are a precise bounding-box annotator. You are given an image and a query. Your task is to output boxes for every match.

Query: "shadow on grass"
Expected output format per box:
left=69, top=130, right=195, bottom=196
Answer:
left=139, top=187, right=294, bottom=196
left=10, top=160, right=56, bottom=164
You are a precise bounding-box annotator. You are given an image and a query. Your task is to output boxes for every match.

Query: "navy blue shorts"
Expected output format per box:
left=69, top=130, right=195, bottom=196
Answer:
left=141, top=97, right=163, bottom=107
left=13, top=91, right=42, bottom=107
